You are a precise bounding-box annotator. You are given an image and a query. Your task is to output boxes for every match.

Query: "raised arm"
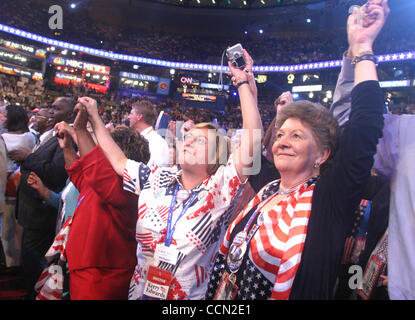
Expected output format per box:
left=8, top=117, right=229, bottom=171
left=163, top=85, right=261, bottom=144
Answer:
left=242, top=49, right=258, bottom=103
left=73, top=103, right=96, bottom=157
left=229, top=49, right=263, bottom=180
left=54, top=122, right=78, bottom=169
left=327, top=0, right=388, bottom=222
left=330, top=48, right=354, bottom=127
left=77, top=97, right=127, bottom=176
left=331, top=0, right=390, bottom=126
left=349, top=0, right=389, bottom=85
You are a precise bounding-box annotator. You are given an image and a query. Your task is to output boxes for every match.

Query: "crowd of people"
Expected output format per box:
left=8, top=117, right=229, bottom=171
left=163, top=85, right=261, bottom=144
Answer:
left=0, top=0, right=415, bottom=302
left=1, top=0, right=415, bottom=66
left=0, top=71, right=278, bottom=134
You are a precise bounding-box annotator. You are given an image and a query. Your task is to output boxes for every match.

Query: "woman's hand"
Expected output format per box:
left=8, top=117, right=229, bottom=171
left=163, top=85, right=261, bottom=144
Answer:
left=78, top=97, right=100, bottom=124
left=229, top=49, right=252, bottom=86
left=73, top=103, right=89, bottom=132
left=105, top=122, right=115, bottom=133
left=275, top=91, right=294, bottom=117
left=362, top=0, right=390, bottom=28
left=181, top=119, right=195, bottom=137
left=347, top=0, right=389, bottom=56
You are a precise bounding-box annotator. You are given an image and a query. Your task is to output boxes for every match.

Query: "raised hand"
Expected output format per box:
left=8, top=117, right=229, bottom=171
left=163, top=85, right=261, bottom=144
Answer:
left=347, top=0, right=389, bottom=56
left=229, top=49, right=258, bottom=103
left=73, top=103, right=89, bottom=131
left=229, top=49, right=252, bottom=86
left=105, top=122, right=115, bottom=133
left=181, top=119, right=195, bottom=136
left=54, top=121, right=73, bottom=149
left=275, top=91, right=294, bottom=116
left=77, top=97, right=99, bottom=123
left=362, top=0, right=390, bottom=28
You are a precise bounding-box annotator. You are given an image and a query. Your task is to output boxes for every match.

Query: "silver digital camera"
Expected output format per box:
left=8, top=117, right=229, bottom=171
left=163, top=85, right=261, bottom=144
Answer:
left=226, top=43, right=246, bottom=69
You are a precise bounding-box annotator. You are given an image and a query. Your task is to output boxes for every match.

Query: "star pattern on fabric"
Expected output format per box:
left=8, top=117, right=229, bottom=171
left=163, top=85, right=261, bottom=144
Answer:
left=125, top=159, right=243, bottom=300
left=167, top=278, right=188, bottom=300
left=205, top=254, right=273, bottom=300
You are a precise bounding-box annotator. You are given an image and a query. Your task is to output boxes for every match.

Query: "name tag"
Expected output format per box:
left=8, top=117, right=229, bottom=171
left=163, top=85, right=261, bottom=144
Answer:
left=357, top=255, right=384, bottom=300
left=142, top=265, right=172, bottom=300
left=350, top=237, right=366, bottom=264
left=154, top=243, right=179, bottom=266
left=214, top=271, right=238, bottom=300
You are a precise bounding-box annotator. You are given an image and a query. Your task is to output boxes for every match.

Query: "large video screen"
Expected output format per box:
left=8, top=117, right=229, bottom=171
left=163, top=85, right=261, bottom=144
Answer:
left=182, top=93, right=217, bottom=102
left=0, top=48, right=44, bottom=71
left=119, top=72, right=171, bottom=95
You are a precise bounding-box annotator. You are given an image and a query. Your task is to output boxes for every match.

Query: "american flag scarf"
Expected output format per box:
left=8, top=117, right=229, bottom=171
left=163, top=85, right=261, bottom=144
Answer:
left=221, top=178, right=316, bottom=300
left=35, top=194, right=85, bottom=300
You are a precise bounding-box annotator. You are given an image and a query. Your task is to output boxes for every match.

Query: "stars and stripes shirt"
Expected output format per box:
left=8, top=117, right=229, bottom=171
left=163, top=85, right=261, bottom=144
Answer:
left=123, top=155, right=244, bottom=300
left=206, top=178, right=316, bottom=300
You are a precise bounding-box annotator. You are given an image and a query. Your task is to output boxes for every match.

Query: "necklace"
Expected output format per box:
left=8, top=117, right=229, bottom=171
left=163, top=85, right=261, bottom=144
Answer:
left=278, top=175, right=317, bottom=195
left=278, top=187, right=299, bottom=195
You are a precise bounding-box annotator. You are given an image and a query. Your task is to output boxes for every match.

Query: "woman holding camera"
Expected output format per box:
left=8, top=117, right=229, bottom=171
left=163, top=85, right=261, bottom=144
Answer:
left=206, top=1, right=388, bottom=300
left=76, top=49, right=262, bottom=300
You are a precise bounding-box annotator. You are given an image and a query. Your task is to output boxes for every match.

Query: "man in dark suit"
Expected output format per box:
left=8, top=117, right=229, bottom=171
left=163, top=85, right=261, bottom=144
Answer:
left=9, top=97, right=75, bottom=299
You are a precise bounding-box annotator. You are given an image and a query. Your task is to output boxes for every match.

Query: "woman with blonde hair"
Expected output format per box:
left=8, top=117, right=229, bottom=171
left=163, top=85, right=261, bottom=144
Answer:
left=78, top=49, right=262, bottom=300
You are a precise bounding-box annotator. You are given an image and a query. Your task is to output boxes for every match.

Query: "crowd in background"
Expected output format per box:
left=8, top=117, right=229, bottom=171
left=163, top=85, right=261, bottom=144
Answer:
left=1, top=0, right=415, bottom=66
left=0, top=0, right=414, bottom=303
left=1, top=73, right=278, bottom=132
left=2, top=70, right=412, bottom=139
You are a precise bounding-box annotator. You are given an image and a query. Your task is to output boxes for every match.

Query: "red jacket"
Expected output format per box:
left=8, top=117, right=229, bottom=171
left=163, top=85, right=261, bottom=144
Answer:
left=66, top=145, right=138, bottom=271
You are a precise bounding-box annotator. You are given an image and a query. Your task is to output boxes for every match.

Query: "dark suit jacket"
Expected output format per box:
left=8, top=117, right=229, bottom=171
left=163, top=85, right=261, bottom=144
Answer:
left=16, top=136, right=68, bottom=232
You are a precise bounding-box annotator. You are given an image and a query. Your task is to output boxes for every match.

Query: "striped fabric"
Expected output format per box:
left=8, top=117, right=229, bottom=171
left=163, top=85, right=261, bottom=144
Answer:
left=219, top=179, right=316, bottom=300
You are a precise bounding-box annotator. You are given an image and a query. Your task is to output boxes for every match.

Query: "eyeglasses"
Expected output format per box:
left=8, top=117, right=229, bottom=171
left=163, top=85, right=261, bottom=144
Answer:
left=183, top=133, right=208, bottom=146
left=34, top=114, right=50, bottom=120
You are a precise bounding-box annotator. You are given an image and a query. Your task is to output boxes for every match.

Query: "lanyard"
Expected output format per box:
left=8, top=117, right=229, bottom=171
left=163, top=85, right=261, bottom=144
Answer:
left=142, top=127, right=153, bottom=138
left=243, top=192, right=279, bottom=236
left=357, top=201, right=371, bottom=238
left=230, top=192, right=279, bottom=253
left=227, top=193, right=280, bottom=274
left=165, top=184, right=200, bottom=247
left=75, top=195, right=85, bottom=210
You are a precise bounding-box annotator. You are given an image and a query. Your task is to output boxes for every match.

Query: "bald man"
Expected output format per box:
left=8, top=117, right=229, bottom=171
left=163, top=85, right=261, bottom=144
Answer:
left=13, top=97, right=76, bottom=299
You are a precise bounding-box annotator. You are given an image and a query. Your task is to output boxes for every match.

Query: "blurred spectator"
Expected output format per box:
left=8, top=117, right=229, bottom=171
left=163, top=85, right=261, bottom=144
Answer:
left=1, top=104, right=36, bottom=268
left=0, top=0, right=414, bottom=66
left=11, top=97, right=75, bottom=299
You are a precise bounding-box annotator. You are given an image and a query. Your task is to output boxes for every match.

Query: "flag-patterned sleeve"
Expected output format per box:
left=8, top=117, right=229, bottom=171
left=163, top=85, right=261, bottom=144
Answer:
left=122, top=159, right=151, bottom=196
left=211, top=153, right=246, bottom=208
